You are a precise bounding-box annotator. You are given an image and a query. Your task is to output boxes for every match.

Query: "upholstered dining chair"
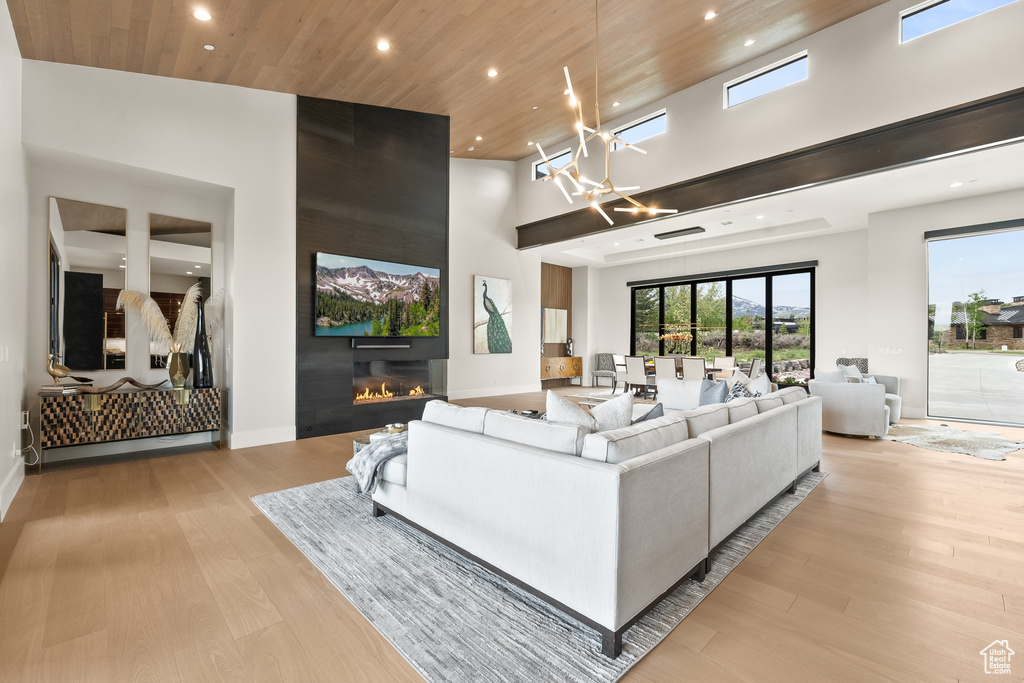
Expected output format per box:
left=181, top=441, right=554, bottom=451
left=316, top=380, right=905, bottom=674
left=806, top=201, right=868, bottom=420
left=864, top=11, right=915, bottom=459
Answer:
left=654, top=357, right=679, bottom=383
left=747, top=357, right=762, bottom=379
left=680, top=356, right=707, bottom=381
left=612, top=354, right=628, bottom=393
left=625, top=355, right=656, bottom=399
left=592, top=353, right=617, bottom=388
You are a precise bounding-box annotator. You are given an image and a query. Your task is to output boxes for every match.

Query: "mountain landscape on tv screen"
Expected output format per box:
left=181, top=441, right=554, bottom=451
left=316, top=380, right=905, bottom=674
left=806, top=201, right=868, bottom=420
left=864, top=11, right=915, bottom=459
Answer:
left=315, top=262, right=441, bottom=336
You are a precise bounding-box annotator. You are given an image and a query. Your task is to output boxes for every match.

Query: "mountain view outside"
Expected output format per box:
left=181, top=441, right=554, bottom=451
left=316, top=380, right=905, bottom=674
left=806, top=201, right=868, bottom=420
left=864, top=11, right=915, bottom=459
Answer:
left=928, top=228, right=1024, bottom=424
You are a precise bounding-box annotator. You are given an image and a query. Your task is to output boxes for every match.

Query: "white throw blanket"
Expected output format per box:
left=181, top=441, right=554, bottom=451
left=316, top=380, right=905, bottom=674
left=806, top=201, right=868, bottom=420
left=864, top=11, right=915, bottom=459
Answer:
left=346, top=432, right=408, bottom=495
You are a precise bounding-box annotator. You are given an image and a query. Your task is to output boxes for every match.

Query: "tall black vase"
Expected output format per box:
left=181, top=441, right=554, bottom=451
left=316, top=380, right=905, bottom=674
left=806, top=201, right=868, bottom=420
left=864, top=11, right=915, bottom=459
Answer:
left=192, top=295, right=214, bottom=388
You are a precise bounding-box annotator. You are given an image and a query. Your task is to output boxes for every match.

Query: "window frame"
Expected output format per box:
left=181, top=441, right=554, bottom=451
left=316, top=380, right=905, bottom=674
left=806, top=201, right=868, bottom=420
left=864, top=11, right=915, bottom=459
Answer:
left=723, top=51, right=809, bottom=109
left=1014, top=326, right=1023, bottom=339
left=899, top=0, right=1019, bottom=43
left=610, top=109, right=667, bottom=152
left=531, top=147, right=573, bottom=181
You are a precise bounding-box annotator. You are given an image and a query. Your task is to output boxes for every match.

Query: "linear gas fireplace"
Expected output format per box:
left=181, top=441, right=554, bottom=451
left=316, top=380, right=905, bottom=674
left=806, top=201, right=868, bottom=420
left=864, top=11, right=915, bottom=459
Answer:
left=353, top=359, right=447, bottom=405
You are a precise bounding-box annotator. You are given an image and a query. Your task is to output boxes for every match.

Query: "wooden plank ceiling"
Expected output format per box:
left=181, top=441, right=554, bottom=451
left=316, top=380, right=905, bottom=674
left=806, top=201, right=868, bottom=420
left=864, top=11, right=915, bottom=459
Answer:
left=6, top=0, right=886, bottom=161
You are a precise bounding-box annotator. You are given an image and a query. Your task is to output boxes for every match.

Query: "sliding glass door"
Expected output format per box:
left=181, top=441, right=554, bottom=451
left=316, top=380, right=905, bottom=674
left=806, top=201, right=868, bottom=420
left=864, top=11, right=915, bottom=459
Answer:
left=630, top=266, right=814, bottom=379
left=928, top=228, right=1024, bottom=424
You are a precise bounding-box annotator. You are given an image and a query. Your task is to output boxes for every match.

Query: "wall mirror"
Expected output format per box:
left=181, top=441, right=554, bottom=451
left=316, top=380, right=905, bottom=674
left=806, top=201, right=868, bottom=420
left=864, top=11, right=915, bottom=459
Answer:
left=48, top=197, right=128, bottom=371
left=148, top=213, right=213, bottom=368
left=542, top=307, right=568, bottom=344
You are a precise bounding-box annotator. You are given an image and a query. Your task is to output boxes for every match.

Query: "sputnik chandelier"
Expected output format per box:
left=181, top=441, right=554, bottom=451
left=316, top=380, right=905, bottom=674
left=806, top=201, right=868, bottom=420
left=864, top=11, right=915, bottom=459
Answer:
left=535, top=0, right=677, bottom=225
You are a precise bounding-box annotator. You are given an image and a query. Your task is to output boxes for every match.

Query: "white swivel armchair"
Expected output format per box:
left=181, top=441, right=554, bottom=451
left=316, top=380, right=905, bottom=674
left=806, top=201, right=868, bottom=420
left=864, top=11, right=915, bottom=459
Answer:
left=808, top=372, right=901, bottom=437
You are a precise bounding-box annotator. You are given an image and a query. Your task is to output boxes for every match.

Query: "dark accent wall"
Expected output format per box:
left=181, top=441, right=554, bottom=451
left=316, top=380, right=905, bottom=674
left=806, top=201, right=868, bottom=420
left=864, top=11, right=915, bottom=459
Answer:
left=517, top=85, right=1024, bottom=248
left=296, top=97, right=449, bottom=438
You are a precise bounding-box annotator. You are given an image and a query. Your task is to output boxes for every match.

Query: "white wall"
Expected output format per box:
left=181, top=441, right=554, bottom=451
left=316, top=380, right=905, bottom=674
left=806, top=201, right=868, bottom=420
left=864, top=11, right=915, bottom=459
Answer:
left=21, top=61, right=297, bottom=448
left=516, top=0, right=1024, bottom=225
left=0, top=0, right=28, bottom=520
left=447, top=159, right=543, bottom=399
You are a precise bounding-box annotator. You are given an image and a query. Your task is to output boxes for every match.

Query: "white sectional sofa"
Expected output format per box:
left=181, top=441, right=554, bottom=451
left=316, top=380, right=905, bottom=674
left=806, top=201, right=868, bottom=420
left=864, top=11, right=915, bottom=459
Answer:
left=371, top=386, right=821, bottom=657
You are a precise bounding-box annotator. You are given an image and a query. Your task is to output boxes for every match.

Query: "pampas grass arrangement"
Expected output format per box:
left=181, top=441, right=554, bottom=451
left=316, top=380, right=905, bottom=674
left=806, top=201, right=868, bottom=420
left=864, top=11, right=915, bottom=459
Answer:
left=117, top=282, right=203, bottom=354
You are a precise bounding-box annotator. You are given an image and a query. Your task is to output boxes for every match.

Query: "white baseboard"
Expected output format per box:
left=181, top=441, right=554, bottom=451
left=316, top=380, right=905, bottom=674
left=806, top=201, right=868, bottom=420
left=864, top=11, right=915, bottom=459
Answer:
left=0, top=461, right=25, bottom=522
left=446, top=384, right=542, bottom=401
left=228, top=425, right=295, bottom=450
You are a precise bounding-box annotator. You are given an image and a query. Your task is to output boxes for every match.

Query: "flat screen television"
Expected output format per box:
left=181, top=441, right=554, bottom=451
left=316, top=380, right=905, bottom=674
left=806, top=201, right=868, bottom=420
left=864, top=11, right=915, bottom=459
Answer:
left=315, top=252, right=441, bottom=337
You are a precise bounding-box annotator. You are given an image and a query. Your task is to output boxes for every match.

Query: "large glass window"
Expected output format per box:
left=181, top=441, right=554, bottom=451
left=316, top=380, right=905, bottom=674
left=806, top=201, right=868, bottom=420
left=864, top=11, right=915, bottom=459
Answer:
left=632, top=286, right=660, bottom=357
left=928, top=228, right=1024, bottom=424
left=732, top=277, right=766, bottom=368
left=695, top=282, right=727, bottom=363
left=630, top=267, right=814, bottom=378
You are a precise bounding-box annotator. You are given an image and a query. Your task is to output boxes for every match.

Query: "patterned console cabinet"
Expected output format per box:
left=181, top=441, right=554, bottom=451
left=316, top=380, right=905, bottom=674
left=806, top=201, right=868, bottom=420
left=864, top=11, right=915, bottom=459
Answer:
left=39, top=388, right=223, bottom=467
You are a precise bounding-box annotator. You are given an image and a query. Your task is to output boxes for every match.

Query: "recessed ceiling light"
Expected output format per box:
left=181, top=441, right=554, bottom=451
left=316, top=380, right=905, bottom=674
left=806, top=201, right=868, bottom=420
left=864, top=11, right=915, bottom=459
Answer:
left=487, top=68, right=498, bottom=78
left=612, top=101, right=620, bottom=107
left=532, top=106, right=539, bottom=110
left=949, top=181, right=963, bottom=188
left=613, top=242, right=620, bottom=246
left=468, top=146, right=475, bottom=151
left=563, top=89, right=570, bottom=95
left=119, top=264, right=126, bottom=269
left=187, top=271, right=193, bottom=275
left=193, top=8, right=211, bottom=21
left=450, top=150, right=454, bottom=154
left=527, top=141, right=534, bottom=146
left=704, top=11, right=718, bottom=20
left=475, top=136, right=483, bottom=141
left=377, top=39, right=390, bottom=51
left=203, top=44, right=214, bottom=51
left=744, top=39, right=756, bottom=47
left=756, top=215, right=765, bottom=219
left=121, top=257, right=126, bottom=261
left=194, top=265, right=202, bottom=269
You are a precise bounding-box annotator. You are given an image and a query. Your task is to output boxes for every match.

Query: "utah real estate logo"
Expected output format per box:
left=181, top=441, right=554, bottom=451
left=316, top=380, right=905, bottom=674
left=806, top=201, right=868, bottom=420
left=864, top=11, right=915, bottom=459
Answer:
left=980, top=640, right=1014, bottom=675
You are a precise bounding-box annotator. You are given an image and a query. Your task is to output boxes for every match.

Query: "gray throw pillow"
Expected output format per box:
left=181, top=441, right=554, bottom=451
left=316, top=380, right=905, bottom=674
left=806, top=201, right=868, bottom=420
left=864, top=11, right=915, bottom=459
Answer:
left=631, top=402, right=664, bottom=424
left=698, top=379, right=728, bottom=406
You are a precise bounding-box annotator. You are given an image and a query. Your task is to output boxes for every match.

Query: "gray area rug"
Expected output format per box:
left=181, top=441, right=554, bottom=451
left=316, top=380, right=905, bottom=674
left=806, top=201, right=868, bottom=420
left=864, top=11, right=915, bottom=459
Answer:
left=882, top=424, right=1024, bottom=461
left=253, top=471, right=826, bottom=682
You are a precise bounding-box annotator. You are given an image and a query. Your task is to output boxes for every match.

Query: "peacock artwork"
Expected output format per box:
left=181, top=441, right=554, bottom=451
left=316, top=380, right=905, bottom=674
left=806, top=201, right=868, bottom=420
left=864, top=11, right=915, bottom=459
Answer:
left=473, top=275, right=512, bottom=354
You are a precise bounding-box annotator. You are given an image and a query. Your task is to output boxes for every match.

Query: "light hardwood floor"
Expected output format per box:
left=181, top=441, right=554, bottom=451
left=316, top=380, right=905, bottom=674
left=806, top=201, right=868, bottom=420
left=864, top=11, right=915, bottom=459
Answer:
left=1, top=388, right=1022, bottom=682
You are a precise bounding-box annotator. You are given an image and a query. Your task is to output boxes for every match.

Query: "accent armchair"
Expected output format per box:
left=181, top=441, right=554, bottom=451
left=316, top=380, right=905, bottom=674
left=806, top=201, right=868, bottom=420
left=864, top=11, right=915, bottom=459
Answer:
left=808, top=372, right=901, bottom=437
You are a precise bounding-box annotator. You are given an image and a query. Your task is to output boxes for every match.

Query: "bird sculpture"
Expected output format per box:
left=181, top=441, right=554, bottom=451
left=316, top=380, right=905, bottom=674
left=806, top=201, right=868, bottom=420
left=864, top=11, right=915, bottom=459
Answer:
left=47, top=354, right=93, bottom=386
left=482, top=280, right=512, bottom=354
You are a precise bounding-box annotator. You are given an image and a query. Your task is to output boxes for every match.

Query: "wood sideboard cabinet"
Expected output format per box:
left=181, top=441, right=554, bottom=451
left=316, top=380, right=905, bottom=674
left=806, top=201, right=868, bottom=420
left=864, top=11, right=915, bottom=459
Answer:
left=540, top=356, right=582, bottom=381
left=38, top=387, right=224, bottom=470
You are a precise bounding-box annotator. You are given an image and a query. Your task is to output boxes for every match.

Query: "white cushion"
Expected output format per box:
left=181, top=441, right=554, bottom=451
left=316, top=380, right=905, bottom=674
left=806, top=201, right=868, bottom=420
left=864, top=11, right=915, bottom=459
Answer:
left=657, top=378, right=703, bottom=410
left=683, top=403, right=730, bottom=436
left=545, top=390, right=597, bottom=432
left=728, top=398, right=759, bottom=423
left=862, top=375, right=877, bottom=384
left=747, top=372, right=771, bottom=397
left=483, top=410, right=586, bottom=456
left=380, top=454, right=407, bottom=486
left=838, top=364, right=862, bottom=381
left=753, top=396, right=784, bottom=413
left=581, top=415, right=689, bottom=464
left=589, top=391, right=634, bottom=431
left=814, top=369, right=846, bottom=383
left=776, top=386, right=808, bottom=404
left=421, top=400, right=488, bottom=433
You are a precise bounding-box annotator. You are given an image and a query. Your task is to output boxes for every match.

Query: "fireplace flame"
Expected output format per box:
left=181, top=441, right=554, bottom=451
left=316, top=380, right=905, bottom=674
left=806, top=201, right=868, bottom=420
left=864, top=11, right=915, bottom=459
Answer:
left=409, top=386, right=425, bottom=396
left=355, top=382, right=395, bottom=402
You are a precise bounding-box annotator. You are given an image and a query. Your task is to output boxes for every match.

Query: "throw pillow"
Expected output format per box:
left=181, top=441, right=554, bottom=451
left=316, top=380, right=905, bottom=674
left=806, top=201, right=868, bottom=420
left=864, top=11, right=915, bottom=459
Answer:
left=632, top=402, right=664, bottom=424
left=862, top=375, right=877, bottom=384
left=813, top=368, right=846, bottom=383
left=656, top=378, right=703, bottom=410
left=837, top=363, right=862, bottom=381
left=590, top=391, right=634, bottom=431
left=727, top=381, right=754, bottom=401
left=747, top=372, right=771, bottom=397
left=545, top=390, right=597, bottom=432
left=698, top=378, right=728, bottom=406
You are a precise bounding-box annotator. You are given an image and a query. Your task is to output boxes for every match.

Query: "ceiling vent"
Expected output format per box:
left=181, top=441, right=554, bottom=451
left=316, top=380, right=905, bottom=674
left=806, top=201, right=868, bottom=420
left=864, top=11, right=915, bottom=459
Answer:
left=654, top=226, right=706, bottom=240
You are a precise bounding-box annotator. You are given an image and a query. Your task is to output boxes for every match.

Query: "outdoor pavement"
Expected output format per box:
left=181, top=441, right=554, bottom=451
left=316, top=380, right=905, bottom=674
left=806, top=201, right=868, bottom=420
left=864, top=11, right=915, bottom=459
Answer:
left=928, top=351, right=1024, bottom=424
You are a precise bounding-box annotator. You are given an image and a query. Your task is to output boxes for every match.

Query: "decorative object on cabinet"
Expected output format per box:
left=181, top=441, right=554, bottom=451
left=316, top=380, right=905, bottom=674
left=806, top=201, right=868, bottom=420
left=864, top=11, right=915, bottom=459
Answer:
left=192, top=294, right=214, bottom=388
left=46, top=354, right=93, bottom=386
left=541, top=356, right=582, bottom=381
left=474, top=275, right=512, bottom=354
left=117, top=282, right=203, bottom=384
left=77, top=377, right=168, bottom=394
left=38, top=387, right=223, bottom=471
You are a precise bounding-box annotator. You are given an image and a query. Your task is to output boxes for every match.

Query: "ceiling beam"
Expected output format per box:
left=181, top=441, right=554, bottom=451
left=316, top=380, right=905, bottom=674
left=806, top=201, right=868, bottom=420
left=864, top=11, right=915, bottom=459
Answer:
left=516, top=86, right=1024, bottom=249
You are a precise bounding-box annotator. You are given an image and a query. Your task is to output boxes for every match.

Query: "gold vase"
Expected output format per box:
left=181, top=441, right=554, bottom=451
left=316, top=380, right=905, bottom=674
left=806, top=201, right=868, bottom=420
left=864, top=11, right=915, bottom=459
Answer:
left=167, top=352, right=191, bottom=389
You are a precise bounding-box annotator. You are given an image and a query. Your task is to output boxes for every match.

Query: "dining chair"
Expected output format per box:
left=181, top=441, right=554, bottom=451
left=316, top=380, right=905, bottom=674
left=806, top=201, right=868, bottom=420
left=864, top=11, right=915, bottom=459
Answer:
left=748, top=357, right=763, bottom=379
left=612, top=354, right=628, bottom=394
left=713, top=356, right=736, bottom=378
left=680, top=356, right=707, bottom=381
left=654, top=357, right=678, bottom=383
left=625, top=355, right=656, bottom=399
